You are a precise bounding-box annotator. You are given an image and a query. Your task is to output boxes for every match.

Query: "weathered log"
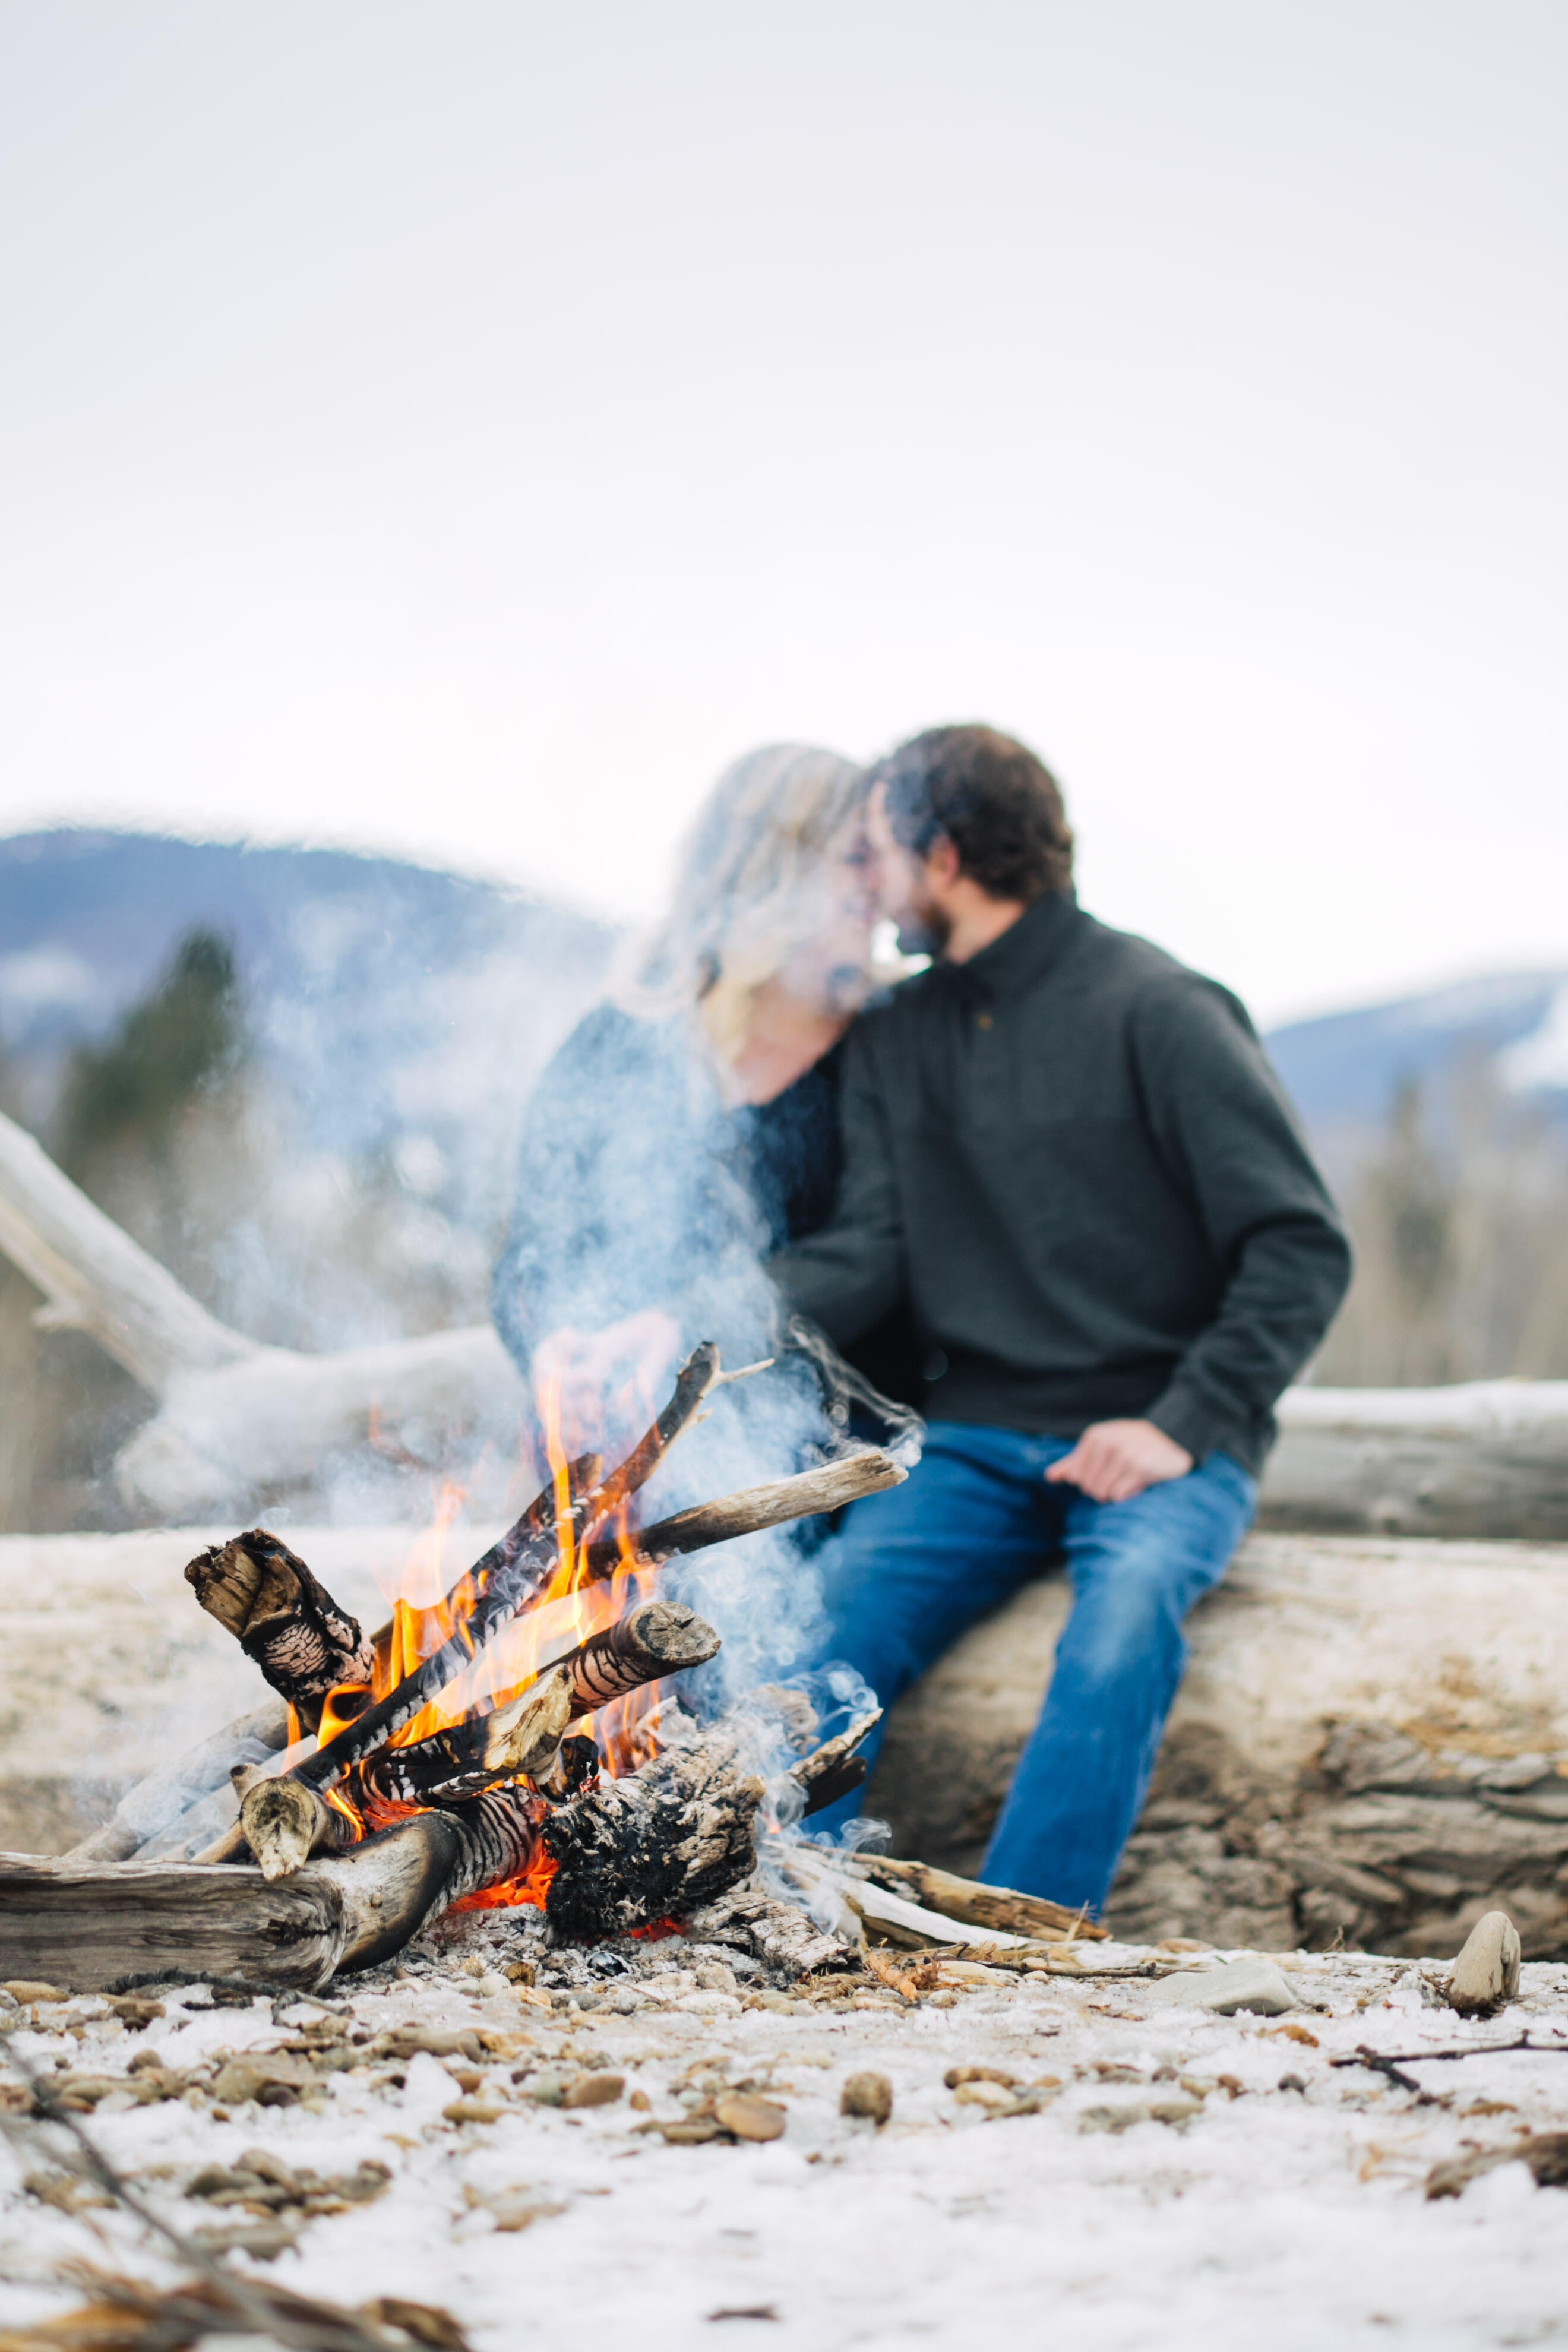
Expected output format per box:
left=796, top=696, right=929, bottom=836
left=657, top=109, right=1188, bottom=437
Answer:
left=1266, top=1380, right=1568, bottom=1539
left=184, top=1531, right=375, bottom=1734
left=0, top=1848, right=348, bottom=1991
left=63, top=1696, right=290, bottom=1866
left=542, top=1727, right=765, bottom=1942
left=0, top=1778, right=549, bottom=1992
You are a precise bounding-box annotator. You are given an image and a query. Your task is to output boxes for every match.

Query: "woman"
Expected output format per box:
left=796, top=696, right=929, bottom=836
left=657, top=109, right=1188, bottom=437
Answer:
left=491, top=744, right=916, bottom=1690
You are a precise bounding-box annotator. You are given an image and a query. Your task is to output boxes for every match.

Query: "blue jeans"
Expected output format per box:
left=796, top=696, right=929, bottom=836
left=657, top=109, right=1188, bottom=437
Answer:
left=809, top=1422, right=1257, bottom=1915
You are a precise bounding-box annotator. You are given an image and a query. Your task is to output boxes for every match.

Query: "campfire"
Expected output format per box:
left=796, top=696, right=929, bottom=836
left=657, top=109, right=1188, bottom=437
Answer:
left=0, top=1346, right=935, bottom=1991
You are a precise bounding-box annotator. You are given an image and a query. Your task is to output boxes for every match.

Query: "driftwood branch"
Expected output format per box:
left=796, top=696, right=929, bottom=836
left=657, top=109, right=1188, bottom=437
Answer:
left=580, top=1449, right=907, bottom=1576
left=853, top=1855, right=1108, bottom=1943
left=10, top=1109, right=1568, bottom=1534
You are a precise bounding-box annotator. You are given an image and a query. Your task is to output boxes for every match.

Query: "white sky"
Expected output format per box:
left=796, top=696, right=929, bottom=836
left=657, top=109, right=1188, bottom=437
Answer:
left=0, top=1, right=1563, bottom=1025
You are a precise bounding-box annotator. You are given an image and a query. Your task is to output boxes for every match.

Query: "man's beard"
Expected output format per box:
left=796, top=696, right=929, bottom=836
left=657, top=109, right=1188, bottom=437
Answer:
left=894, top=896, right=951, bottom=960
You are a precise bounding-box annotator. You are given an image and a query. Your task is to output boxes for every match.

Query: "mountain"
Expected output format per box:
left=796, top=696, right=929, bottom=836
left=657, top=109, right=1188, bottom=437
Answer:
left=0, top=829, right=617, bottom=1228
left=1266, top=969, right=1568, bottom=1173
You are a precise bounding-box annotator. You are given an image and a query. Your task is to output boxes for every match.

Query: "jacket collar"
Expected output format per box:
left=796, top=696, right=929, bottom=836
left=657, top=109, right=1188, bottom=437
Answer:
left=940, top=887, right=1083, bottom=1006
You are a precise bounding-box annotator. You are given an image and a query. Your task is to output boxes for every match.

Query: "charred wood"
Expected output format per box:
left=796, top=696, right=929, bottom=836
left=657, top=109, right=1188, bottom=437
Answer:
left=184, top=1531, right=374, bottom=1734
left=542, top=1728, right=763, bottom=1942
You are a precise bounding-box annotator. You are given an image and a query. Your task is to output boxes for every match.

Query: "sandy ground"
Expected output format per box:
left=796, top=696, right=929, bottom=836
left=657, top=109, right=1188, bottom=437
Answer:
left=0, top=1913, right=1566, bottom=2352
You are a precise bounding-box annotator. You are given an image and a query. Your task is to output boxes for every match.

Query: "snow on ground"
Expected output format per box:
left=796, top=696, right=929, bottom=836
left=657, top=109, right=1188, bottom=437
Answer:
left=2, top=1917, right=1567, bottom=2352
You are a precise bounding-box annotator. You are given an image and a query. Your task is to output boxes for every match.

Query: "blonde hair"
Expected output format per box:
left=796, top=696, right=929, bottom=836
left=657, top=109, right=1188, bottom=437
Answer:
left=613, top=742, right=868, bottom=1064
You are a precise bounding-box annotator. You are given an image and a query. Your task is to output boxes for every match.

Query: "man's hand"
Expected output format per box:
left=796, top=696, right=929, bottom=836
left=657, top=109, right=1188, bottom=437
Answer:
left=1045, top=1419, right=1194, bottom=1504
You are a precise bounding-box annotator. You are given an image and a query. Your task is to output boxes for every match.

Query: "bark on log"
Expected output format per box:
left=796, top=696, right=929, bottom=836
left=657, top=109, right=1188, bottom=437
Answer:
left=184, top=1531, right=375, bottom=1734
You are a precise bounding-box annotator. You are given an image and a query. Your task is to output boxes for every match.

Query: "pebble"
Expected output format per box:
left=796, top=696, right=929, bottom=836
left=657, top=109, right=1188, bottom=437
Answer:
left=714, top=2093, right=787, bottom=2142
left=561, top=2072, right=625, bottom=2109
left=1447, top=1911, right=1522, bottom=2016
left=840, top=2072, right=893, bottom=2126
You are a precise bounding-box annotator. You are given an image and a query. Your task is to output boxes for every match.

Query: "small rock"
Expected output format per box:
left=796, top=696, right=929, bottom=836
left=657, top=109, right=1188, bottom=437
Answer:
left=208, top=2055, right=316, bottom=2107
left=2, top=1981, right=65, bottom=2005
left=945, top=2066, right=1017, bottom=2090
left=442, top=2098, right=504, bottom=2125
left=952, top=2079, right=1017, bottom=2113
left=675, top=1991, right=742, bottom=2017
left=1144, top=1956, right=1303, bottom=2016
left=1447, top=1910, right=1522, bottom=2017
left=693, top=1962, right=739, bottom=1995
left=561, top=2072, right=625, bottom=2109
left=715, top=2093, right=787, bottom=2142
left=1079, top=2097, right=1202, bottom=2134
left=840, top=2072, right=893, bottom=2126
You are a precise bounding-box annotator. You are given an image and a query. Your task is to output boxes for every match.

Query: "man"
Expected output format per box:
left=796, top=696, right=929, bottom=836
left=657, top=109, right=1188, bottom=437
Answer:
left=770, top=724, right=1351, bottom=1914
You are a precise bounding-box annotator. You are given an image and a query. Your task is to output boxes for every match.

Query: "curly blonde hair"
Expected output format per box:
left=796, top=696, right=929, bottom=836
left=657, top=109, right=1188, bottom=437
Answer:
left=613, top=742, right=869, bottom=1065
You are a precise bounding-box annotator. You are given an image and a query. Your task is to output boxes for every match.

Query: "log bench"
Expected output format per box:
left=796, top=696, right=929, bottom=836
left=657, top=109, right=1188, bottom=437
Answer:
left=6, top=1526, right=1568, bottom=1961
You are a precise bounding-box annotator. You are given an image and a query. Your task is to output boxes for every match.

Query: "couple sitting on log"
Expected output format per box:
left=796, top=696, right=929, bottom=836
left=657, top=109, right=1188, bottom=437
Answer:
left=491, top=725, right=1351, bottom=1918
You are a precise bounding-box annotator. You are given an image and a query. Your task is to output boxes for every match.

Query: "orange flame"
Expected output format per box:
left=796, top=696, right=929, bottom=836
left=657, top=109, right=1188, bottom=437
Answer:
left=293, top=1368, right=676, bottom=1915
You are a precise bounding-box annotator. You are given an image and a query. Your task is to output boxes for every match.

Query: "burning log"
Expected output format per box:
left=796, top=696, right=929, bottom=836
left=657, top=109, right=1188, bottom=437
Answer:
left=184, top=1531, right=375, bottom=1734
left=540, top=1725, right=765, bottom=1944
left=282, top=1346, right=725, bottom=1803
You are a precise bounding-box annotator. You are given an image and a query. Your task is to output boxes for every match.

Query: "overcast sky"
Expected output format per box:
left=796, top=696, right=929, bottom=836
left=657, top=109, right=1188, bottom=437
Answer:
left=1, top=2, right=1562, bottom=1023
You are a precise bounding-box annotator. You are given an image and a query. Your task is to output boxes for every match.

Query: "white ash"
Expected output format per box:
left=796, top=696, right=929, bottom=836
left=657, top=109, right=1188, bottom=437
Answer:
left=3, top=1933, right=1568, bottom=2350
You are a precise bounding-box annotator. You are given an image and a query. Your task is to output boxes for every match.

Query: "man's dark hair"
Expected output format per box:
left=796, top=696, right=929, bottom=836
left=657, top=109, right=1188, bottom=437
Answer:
left=875, top=723, right=1074, bottom=903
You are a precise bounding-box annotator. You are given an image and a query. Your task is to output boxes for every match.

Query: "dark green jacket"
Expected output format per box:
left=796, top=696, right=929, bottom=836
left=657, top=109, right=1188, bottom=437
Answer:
left=770, top=890, right=1351, bottom=1475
